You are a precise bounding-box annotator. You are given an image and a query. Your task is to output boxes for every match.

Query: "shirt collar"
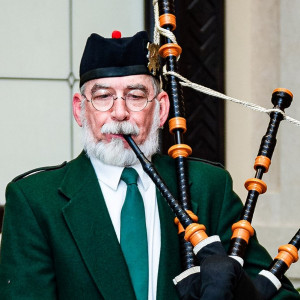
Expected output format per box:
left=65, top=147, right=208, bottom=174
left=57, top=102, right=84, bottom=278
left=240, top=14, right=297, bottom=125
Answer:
left=90, top=156, right=151, bottom=191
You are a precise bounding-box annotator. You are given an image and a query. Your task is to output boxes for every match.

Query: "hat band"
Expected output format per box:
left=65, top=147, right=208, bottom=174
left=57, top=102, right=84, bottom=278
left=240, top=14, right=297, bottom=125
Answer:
left=80, top=65, right=151, bottom=87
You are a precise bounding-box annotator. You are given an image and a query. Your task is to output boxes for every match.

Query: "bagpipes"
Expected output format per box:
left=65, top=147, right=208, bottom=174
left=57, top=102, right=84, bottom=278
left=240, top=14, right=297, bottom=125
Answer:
left=125, top=0, right=300, bottom=299
left=124, top=89, right=300, bottom=298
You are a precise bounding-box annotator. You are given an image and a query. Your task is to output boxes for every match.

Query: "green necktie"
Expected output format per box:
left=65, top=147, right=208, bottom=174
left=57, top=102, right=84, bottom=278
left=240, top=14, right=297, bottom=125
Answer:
left=120, top=167, right=149, bottom=300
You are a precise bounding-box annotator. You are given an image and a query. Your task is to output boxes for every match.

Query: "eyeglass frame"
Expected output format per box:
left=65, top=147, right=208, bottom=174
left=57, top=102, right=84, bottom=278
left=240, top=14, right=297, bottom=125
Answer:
left=81, top=90, right=159, bottom=112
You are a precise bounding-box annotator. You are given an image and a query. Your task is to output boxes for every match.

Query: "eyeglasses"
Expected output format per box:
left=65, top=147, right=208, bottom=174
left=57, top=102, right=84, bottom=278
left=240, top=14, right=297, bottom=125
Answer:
left=82, top=89, right=157, bottom=112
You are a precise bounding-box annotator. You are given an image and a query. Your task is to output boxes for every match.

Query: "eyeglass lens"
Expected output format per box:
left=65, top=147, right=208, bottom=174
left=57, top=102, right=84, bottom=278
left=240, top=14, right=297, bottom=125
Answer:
left=91, top=89, right=150, bottom=112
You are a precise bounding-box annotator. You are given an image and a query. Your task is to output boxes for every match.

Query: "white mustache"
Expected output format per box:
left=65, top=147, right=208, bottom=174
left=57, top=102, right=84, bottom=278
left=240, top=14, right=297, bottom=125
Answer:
left=101, top=121, right=139, bottom=136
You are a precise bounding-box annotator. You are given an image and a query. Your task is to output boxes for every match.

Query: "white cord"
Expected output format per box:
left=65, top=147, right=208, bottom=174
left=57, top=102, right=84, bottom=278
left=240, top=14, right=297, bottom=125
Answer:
left=165, top=70, right=300, bottom=127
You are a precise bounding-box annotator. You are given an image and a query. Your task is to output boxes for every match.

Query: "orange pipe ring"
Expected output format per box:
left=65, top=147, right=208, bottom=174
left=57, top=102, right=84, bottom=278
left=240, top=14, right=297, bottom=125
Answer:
left=275, top=244, right=299, bottom=267
left=159, top=14, right=177, bottom=31
left=169, top=117, right=187, bottom=134
left=174, top=217, right=185, bottom=234
left=184, top=223, right=208, bottom=246
left=159, top=43, right=182, bottom=58
left=273, top=88, right=293, bottom=98
left=231, top=228, right=251, bottom=243
left=254, top=156, right=271, bottom=173
left=168, top=144, right=192, bottom=158
left=231, top=220, right=254, bottom=243
left=186, top=210, right=199, bottom=222
left=244, top=178, right=267, bottom=194
left=174, top=210, right=198, bottom=234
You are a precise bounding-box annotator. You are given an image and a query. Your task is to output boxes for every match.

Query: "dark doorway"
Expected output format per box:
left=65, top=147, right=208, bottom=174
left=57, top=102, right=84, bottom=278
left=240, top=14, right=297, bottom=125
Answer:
left=145, top=0, right=225, bottom=165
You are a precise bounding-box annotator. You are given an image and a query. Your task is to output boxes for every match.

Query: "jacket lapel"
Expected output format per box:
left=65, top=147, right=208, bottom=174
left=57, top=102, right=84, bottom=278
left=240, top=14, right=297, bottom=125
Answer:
left=59, top=152, right=136, bottom=300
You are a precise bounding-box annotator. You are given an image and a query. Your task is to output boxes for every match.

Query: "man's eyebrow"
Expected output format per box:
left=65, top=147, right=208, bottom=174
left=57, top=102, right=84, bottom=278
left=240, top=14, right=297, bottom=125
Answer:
left=90, top=83, right=149, bottom=94
left=126, top=84, right=148, bottom=93
left=91, top=83, right=111, bottom=94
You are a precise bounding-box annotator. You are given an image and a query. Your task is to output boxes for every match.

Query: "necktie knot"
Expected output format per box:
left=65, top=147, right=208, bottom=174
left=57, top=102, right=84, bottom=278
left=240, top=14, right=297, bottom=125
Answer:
left=121, top=167, right=139, bottom=185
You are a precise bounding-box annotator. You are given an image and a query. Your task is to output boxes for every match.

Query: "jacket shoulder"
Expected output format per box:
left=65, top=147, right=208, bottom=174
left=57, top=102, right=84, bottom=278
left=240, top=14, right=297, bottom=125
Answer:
left=11, top=161, right=68, bottom=183
left=187, top=156, right=224, bottom=169
left=154, top=153, right=224, bottom=169
left=153, top=154, right=229, bottom=185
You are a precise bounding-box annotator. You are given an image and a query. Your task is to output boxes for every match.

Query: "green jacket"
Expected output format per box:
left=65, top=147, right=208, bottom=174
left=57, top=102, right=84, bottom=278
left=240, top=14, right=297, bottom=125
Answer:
left=0, top=152, right=299, bottom=299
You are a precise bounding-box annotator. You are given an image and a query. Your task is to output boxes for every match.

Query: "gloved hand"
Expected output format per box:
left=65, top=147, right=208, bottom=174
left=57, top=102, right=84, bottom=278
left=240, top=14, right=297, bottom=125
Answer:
left=173, top=236, right=278, bottom=300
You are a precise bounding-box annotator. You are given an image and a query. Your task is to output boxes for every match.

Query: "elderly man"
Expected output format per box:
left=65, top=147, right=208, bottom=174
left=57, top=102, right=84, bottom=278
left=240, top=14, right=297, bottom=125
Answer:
left=0, top=31, right=299, bottom=300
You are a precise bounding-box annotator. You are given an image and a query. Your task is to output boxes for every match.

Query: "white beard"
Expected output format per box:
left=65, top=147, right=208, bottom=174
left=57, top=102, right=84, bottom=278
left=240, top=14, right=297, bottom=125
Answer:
left=81, top=102, right=160, bottom=166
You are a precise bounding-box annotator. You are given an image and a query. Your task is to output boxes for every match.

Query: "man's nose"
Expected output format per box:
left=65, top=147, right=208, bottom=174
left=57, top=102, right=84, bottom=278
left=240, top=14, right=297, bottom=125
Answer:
left=110, top=97, right=130, bottom=121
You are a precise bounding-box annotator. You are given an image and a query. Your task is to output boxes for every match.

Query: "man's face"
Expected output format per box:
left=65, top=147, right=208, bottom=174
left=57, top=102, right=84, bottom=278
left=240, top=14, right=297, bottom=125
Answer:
left=73, top=74, right=169, bottom=148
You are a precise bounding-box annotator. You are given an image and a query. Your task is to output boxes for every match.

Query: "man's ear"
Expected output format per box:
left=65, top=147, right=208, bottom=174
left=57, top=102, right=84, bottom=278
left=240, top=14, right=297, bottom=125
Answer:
left=73, top=93, right=83, bottom=127
left=157, top=91, right=170, bottom=127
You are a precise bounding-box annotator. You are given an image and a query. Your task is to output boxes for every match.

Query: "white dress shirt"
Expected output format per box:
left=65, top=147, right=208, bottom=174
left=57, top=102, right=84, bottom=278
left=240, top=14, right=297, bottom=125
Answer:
left=90, top=157, right=161, bottom=300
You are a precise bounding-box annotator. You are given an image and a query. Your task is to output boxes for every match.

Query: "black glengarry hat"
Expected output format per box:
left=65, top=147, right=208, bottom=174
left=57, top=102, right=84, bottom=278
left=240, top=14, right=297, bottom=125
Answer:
left=79, top=31, right=159, bottom=87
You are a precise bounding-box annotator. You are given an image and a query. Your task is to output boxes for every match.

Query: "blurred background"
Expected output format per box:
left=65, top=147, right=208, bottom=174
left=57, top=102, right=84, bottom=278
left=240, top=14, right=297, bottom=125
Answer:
left=0, top=0, right=299, bottom=289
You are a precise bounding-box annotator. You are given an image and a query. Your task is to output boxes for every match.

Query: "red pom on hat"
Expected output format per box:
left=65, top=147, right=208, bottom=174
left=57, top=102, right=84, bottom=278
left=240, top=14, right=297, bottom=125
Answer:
left=112, top=31, right=121, bottom=39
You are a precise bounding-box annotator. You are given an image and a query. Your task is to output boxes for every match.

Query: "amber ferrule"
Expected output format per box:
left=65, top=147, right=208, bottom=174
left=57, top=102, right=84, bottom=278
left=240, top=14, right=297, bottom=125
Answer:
left=168, top=144, right=192, bottom=158
left=184, top=223, right=208, bottom=246
left=159, top=13, right=176, bottom=31
left=159, top=43, right=182, bottom=58
left=275, top=244, right=299, bottom=267
left=244, top=178, right=267, bottom=194
left=169, top=117, right=187, bottom=134
left=273, top=88, right=293, bottom=99
left=231, top=220, right=255, bottom=243
left=174, top=210, right=199, bottom=234
left=254, top=156, right=271, bottom=173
